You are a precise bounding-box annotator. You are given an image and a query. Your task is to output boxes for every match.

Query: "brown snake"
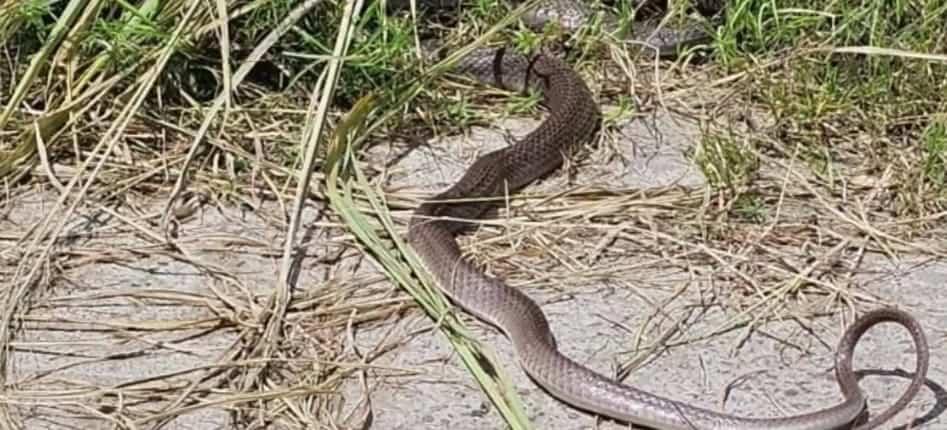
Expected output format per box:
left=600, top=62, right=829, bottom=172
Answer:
left=403, top=2, right=930, bottom=429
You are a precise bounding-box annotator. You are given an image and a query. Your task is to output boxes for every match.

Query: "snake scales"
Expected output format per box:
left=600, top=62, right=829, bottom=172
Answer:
left=399, top=1, right=930, bottom=429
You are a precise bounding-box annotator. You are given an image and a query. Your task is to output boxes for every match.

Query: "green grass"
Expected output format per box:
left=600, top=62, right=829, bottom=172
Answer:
left=922, top=121, right=947, bottom=187
left=692, top=0, right=947, bottom=218
left=694, top=131, right=759, bottom=192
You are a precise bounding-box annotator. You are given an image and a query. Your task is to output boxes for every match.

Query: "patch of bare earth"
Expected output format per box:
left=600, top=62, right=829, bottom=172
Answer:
left=4, top=89, right=945, bottom=428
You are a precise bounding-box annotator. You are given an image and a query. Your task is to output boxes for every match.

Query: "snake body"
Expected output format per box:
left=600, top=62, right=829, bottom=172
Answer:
left=404, top=2, right=930, bottom=429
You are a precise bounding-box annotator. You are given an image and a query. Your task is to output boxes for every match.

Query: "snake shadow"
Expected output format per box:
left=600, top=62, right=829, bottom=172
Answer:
left=854, top=368, right=947, bottom=430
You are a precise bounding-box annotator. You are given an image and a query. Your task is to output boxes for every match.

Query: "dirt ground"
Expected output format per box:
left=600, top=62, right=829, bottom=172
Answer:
left=3, top=106, right=944, bottom=429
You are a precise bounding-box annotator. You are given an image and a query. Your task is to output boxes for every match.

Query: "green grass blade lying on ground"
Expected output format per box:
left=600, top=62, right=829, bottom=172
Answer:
left=324, top=93, right=532, bottom=429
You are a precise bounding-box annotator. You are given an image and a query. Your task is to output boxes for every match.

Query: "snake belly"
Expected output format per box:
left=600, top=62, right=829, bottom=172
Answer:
left=403, top=3, right=930, bottom=430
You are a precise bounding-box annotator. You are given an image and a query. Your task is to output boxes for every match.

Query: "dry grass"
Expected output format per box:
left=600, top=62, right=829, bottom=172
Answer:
left=1, top=0, right=946, bottom=428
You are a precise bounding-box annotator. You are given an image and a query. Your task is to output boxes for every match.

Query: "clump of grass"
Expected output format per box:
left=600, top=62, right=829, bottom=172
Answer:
left=921, top=121, right=947, bottom=186
left=707, top=0, right=947, bottom=218
left=82, top=7, right=166, bottom=71
left=694, top=132, right=759, bottom=192
left=892, top=120, right=947, bottom=217
left=1, top=0, right=53, bottom=43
